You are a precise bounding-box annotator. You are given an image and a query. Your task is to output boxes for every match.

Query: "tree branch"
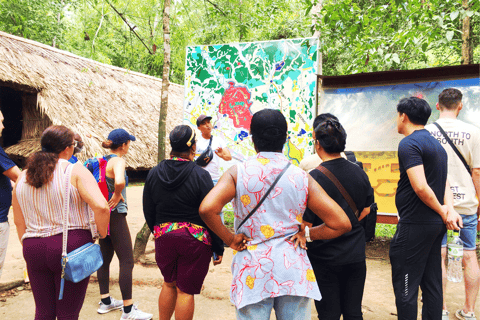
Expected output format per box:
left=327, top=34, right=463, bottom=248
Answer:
left=204, top=0, right=227, bottom=17
left=106, top=0, right=153, bottom=54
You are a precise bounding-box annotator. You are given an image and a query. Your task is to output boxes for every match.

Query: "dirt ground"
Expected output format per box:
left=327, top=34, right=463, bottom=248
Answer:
left=0, top=186, right=476, bottom=319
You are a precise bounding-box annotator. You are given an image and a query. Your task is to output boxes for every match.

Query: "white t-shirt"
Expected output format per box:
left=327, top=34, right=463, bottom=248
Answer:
left=426, top=118, right=480, bottom=215
left=195, top=134, right=226, bottom=181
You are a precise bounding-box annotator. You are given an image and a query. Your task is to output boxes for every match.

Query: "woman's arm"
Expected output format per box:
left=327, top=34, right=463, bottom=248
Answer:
left=142, top=179, right=155, bottom=233
left=108, top=157, right=126, bottom=208
left=358, top=207, right=370, bottom=221
left=73, top=164, right=110, bottom=238
left=199, top=165, right=251, bottom=251
left=12, top=173, right=26, bottom=243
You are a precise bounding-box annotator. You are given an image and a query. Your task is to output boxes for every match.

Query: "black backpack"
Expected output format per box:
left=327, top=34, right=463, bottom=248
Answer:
left=344, top=151, right=377, bottom=242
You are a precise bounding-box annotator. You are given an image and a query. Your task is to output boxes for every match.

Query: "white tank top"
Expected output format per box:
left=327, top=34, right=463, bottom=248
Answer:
left=16, top=160, right=91, bottom=241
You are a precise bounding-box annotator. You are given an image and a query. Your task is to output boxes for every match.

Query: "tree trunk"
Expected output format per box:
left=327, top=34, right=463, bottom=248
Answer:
left=133, top=0, right=172, bottom=263
left=461, top=0, right=472, bottom=65
left=311, top=0, right=323, bottom=75
left=52, top=0, right=65, bottom=48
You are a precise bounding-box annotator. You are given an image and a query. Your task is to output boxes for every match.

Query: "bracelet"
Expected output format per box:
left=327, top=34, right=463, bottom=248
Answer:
left=305, top=226, right=312, bottom=242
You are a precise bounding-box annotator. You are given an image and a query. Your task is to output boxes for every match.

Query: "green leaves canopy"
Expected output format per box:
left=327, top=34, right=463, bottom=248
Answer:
left=0, top=0, right=478, bottom=82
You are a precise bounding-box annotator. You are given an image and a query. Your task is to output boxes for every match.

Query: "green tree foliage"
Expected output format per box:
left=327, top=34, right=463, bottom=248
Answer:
left=308, top=0, right=480, bottom=75
left=0, top=0, right=69, bottom=46
left=0, top=0, right=478, bottom=82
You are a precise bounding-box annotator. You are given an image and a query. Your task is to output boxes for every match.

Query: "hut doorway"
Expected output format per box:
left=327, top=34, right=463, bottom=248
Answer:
left=0, top=86, right=23, bottom=148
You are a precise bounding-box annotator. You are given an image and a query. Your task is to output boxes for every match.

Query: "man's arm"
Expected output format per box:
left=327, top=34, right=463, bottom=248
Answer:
left=215, top=146, right=232, bottom=161
left=3, top=165, right=21, bottom=182
left=406, top=165, right=448, bottom=221
left=444, top=179, right=463, bottom=230
left=12, top=173, right=26, bottom=243
left=472, top=168, right=480, bottom=216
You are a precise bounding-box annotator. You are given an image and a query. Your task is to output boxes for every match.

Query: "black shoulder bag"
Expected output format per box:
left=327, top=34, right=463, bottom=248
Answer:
left=196, top=136, right=214, bottom=167
left=236, top=162, right=291, bottom=232
left=317, top=164, right=377, bottom=242
left=433, top=122, right=471, bottom=175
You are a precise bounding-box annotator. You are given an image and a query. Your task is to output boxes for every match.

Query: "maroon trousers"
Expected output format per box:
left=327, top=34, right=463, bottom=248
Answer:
left=23, top=229, right=92, bottom=320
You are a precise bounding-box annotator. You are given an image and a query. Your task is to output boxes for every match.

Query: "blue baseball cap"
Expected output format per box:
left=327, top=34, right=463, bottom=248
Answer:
left=107, top=128, right=136, bottom=145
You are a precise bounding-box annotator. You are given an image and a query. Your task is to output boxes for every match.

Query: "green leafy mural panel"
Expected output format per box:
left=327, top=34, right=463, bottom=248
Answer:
left=184, top=38, right=318, bottom=165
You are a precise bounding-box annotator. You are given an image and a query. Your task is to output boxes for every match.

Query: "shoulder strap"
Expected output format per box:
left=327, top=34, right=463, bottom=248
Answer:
left=236, top=162, right=291, bottom=232
left=208, top=136, right=213, bottom=147
left=433, top=122, right=471, bottom=175
left=61, top=164, right=74, bottom=258
left=317, top=165, right=359, bottom=219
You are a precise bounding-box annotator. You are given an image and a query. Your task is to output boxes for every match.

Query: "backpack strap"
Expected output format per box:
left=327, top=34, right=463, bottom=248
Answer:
left=433, top=122, right=471, bottom=175
left=316, top=164, right=359, bottom=219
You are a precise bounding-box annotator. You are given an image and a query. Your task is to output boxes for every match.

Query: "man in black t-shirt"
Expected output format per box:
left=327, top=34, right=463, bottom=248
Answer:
left=390, top=97, right=462, bottom=320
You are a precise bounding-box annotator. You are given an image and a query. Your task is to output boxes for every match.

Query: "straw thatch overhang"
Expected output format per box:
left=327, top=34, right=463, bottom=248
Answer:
left=0, top=31, right=184, bottom=170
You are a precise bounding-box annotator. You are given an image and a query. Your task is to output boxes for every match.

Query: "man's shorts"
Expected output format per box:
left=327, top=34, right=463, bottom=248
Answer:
left=442, top=213, right=478, bottom=250
left=155, top=228, right=212, bottom=295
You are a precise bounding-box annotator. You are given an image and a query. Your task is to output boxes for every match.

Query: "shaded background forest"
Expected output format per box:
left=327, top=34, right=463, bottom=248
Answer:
left=0, top=0, right=479, bottom=85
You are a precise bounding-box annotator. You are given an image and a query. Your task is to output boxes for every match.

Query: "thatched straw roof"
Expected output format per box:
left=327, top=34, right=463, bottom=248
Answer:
left=0, top=31, right=184, bottom=170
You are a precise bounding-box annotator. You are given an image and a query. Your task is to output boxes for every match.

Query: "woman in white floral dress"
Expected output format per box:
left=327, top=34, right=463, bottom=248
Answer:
left=200, top=109, right=352, bottom=320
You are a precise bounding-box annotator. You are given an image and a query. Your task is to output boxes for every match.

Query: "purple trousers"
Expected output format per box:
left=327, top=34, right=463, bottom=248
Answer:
left=23, top=229, right=93, bottom=320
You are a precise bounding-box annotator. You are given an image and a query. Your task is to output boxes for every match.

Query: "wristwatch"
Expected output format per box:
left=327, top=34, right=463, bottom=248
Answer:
left=305, top=226, right=312, bottom=242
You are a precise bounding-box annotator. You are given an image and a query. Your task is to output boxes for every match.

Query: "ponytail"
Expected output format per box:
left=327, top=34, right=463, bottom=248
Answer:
left=25, top=125, right=74, bottom=188
left=102, top=140, right=122, bottom=150
left=25, top=151, right=59, bottom=188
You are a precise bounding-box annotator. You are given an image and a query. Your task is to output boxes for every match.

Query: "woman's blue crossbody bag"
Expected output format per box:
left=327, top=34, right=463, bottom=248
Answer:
left=59, top=163, right=104, bottom=300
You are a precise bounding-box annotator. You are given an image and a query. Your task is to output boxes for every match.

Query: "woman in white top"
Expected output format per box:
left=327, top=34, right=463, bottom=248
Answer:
left=13, top=125, right=110, bottom=320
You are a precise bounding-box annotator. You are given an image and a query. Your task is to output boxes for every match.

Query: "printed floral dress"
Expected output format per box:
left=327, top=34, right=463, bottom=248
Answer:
left=231, top=152, right=321, bottom=309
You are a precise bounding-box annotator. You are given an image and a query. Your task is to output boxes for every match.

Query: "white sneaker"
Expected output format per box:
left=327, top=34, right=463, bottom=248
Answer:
left=120, top=304, right=153, bottom=320
left=456, top=309, right=477, bottom=320
left=97, top=296, right=124, bottom=314
left=443, top=310, right=450, bottom=320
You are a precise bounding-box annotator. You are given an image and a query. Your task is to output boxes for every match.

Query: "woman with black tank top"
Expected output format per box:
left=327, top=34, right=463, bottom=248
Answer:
left=96, top=128, right=152, bottom=320
left=303, top=115, right=374, bottom=320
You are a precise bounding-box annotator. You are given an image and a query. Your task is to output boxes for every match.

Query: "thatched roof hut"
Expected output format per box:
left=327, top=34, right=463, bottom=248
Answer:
left=0, top=31, right=184, bottom=170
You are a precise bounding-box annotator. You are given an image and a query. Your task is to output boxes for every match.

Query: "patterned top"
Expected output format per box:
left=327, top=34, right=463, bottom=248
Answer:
left=231, top=152, right=321, bottom=309
left=15, top=160, right=91, bottom=241
left=153, top=222, right=212, bottom=246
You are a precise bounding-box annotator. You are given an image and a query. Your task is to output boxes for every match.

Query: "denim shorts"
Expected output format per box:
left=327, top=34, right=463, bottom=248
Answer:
left=236, top=296, right=311, bottom=320
left=442, top=213, right=478, bottom=250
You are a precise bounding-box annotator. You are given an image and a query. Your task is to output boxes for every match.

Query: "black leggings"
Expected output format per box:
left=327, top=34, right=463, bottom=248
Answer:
left=389, top=223, right=446, bottom=320
left=311, top=260, right=366, bottom=320
left=97, top=210, right=134, bottom=300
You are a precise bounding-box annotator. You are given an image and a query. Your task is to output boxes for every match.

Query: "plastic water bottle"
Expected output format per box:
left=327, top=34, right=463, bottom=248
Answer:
left=447, top=230, right=464, bottom=283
